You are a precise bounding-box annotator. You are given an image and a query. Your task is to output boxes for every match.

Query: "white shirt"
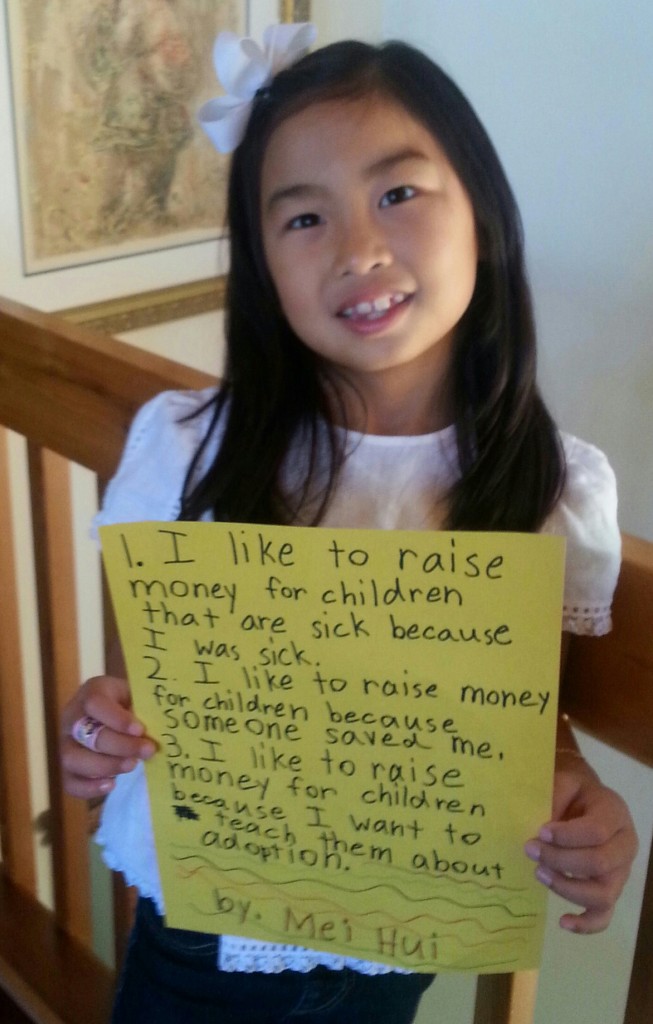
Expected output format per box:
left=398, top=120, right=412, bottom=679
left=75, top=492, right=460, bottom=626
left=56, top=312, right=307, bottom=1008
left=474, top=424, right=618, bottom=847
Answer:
left=94, top=388, right=621, bottom=973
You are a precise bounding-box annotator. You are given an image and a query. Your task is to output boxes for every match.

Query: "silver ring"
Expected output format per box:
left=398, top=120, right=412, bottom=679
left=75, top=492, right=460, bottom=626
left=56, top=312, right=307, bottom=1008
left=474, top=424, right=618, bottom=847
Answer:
left=71, top=715, right=105, bottom=752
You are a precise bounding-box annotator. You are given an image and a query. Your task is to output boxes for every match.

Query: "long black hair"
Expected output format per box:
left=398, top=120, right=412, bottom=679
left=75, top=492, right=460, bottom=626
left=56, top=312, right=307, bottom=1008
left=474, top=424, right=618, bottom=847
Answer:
left=180, top=39, right=565, bottom=530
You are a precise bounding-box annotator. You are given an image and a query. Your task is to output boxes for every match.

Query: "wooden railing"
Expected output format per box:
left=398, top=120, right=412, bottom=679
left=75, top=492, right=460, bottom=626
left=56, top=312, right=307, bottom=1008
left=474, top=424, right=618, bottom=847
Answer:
left=0, top=295, right=651, bottom=1023
left=0, top=297, right=211, bottom=1023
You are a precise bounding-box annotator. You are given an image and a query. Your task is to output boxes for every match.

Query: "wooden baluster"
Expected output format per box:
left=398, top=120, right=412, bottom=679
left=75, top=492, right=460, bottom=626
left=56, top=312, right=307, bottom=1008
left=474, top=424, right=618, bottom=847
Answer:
left=99, top=556, right=137, bottom=969
left=0, top=428, right=36, bottom=896
left=28, top=444, right=92, bottom=946
left=473, top=970, right=539, bottom=1024
left=624, top=816, right=653, bottom=1022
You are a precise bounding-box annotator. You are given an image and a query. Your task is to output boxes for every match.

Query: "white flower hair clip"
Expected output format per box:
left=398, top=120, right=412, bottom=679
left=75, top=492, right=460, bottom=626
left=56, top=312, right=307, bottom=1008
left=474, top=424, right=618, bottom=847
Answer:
left=198, top=22, right=317, bottom=154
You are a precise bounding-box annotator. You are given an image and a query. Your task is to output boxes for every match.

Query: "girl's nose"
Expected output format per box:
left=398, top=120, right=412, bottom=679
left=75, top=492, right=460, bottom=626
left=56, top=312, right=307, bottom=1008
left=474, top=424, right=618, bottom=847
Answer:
left=335, top=217, right=393, bottom=277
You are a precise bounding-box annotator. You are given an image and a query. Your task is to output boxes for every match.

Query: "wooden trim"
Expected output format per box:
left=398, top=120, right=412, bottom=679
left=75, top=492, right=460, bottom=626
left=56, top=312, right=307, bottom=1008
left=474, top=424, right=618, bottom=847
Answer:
left=624, top=838, right=653, bottom=1023
left=0, top=874, right=114, bottom=1024
left=0, top=296, right=214, bottom=479
left=0, top=430, right=36, bottom=895
left=0, top=988, right=33, bottom=1023
left=58, top=277, right=226, bottom=336
left=563, top=534, right=653, bottom=767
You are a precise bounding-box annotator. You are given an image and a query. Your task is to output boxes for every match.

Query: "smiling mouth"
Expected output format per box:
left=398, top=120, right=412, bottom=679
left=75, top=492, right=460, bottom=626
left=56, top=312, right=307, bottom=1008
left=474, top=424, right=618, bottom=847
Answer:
left=338, top=292, right=410, bottom=322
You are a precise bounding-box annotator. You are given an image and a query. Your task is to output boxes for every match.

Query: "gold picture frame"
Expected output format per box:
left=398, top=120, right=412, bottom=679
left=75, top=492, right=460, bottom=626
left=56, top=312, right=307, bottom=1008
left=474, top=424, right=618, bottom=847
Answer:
left=279, top=1, right=312, bottom=22
left=59, top=277, right=226, bottom=335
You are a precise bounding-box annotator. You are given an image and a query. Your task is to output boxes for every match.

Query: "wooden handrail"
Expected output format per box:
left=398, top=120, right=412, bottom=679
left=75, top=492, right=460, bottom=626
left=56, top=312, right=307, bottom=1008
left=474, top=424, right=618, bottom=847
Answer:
left=0, top=296, right=212, bottom=478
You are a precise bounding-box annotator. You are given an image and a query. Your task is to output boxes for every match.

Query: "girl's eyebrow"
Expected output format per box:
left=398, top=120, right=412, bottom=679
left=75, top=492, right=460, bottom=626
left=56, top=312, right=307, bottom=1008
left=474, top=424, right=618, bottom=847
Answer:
left=265, top=182, right=328, bottom=211
left=265, top=148, right=431, bottom=213
left=364, top=147, right=430, bottom=178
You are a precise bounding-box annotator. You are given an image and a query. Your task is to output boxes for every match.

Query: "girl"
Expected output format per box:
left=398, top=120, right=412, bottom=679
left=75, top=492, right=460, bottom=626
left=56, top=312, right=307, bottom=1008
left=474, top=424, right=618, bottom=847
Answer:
left=61, top=26, right=637, bottom=1024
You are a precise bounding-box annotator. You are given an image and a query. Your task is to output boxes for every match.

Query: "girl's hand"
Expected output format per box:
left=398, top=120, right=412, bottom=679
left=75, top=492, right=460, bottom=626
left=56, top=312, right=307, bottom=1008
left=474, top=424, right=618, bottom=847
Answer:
left=61, top=675, right=156, bottom=799
left=525, top=755, right=638, bottom=933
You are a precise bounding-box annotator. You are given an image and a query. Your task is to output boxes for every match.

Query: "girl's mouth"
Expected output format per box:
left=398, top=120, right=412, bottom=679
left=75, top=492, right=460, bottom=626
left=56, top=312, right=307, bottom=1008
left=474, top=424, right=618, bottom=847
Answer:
left=338, top=292, right=410, bottom=322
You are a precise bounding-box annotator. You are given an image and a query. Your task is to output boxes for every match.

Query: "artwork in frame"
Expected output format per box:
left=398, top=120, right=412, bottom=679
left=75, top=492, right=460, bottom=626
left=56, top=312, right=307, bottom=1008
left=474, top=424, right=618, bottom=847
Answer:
left=6, top=1, right=309, bottom=275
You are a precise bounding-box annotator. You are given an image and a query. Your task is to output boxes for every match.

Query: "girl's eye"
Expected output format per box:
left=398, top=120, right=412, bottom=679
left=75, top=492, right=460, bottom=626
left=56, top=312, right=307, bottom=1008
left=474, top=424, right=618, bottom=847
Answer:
left=380, top=185, right=417, bottom=207
left=286, top=212, right=322, bottom=230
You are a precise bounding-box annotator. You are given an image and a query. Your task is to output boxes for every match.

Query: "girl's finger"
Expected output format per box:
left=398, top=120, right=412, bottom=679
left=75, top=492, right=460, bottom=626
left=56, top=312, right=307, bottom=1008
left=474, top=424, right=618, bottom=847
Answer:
left=64, top=773, right=117, bottom=800
left=558, top=907, right=615, bottom=935
left=65, top=720, right=155, bottom=761
left=532, top=850, right=631, bottom=935
left=535, top=862, right=625, bottom=908
left=82, top=691, right=145, bottom=737
left=61, top=737, right=140, bottom=779
left=539, top=816, right=620, bottom=850
left=540, top=792, right=632, bottom=849
left=61, top=675, right=141, bottom=738
left=526, top=830, right=635, bottom=881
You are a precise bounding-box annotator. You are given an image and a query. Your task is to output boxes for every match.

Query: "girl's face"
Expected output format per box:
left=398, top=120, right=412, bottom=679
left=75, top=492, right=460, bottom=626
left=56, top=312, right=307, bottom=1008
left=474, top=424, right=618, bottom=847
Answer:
left=260, top=93, right=478, bottom=432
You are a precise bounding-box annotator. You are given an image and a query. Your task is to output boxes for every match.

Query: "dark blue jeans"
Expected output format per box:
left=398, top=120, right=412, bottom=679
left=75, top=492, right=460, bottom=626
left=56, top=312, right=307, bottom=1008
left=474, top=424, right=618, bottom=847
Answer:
left=112, top=899, right=434, bottom=1023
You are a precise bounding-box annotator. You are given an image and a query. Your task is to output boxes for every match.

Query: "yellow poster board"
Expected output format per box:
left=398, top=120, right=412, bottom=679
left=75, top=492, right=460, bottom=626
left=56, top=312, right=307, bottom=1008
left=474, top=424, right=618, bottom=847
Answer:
left=100, top=522, right=565, bottom=973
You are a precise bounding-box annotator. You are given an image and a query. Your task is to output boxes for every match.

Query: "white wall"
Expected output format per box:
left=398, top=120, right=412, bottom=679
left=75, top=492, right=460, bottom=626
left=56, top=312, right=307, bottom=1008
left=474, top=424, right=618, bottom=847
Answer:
left=379, top=5, right=653, bottom=1021
left=118, top=311, right=225, bottom=377
left=311, top=0, right=383, bottom=42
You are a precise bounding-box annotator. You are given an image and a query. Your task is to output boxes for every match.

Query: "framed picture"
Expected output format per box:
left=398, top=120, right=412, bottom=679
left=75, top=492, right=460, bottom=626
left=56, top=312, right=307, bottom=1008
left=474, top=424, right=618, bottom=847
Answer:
left=6, top=1, right=309, bottom=276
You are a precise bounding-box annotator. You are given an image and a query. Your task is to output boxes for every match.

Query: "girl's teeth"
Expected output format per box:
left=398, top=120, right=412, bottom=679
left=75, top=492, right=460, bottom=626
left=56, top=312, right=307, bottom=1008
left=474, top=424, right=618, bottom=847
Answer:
left=342, top=293, right=406, bottom=318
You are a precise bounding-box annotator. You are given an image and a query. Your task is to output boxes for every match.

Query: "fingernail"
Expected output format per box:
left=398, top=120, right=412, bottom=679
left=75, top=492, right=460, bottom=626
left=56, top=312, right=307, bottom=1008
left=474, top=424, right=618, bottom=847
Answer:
left=524, top=841, right=541, bottom=862
left=536, top=866, right=554, bottom=887
left=539, top=826, right=554, bottom=843
left=98, top=779, right=115, bottom=794
left=139, top=741, right=156, bottom=759
left=127, top=721, right=145, bottom=737
left=120, top=757, right=138, bottom=772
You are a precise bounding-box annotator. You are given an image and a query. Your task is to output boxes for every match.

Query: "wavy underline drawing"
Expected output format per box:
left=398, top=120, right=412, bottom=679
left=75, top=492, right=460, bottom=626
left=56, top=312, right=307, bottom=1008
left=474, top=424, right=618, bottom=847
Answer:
left=169, top=842, right=530, bottom=896
left=168, top=844, right=531, bottom=898
left=171, top=854, right=538, bottom=921
left=172, top=854, right=534, bottom=914
left=189, top=896, right=534, bottom=939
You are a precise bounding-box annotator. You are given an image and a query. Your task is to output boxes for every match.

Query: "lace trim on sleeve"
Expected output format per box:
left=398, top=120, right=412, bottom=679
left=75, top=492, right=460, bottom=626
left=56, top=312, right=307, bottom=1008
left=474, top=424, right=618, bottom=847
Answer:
left=562, top=604, right=612, bottom=636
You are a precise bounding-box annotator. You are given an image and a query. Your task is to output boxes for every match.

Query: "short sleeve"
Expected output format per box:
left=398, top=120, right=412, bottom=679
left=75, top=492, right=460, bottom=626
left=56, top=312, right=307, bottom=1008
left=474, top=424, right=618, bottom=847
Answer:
left=542, top=434, right=621, bottom=635
left=93, top=387, right=218, bottom=534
